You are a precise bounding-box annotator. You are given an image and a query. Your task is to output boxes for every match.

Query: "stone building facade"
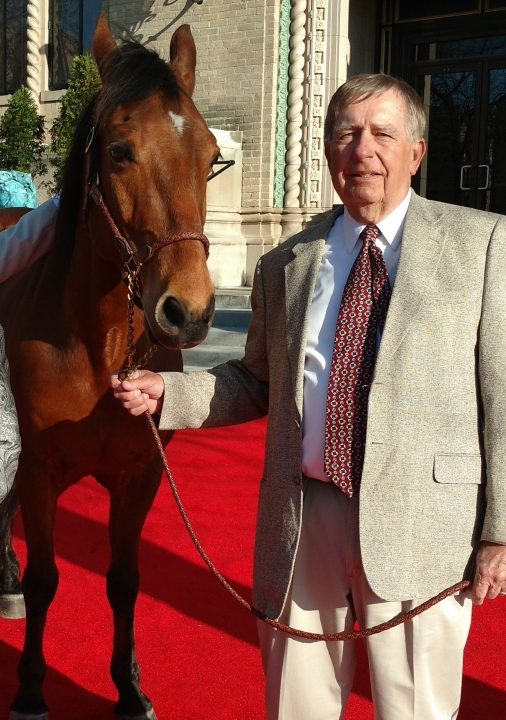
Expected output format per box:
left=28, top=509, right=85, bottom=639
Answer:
left=0, top=0, right=378, bottom=286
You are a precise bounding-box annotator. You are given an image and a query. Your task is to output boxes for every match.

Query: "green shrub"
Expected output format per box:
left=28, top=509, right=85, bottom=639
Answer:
left=48, top=54, right=102, bottom=192
left=0, top=86, right=46, bottom=178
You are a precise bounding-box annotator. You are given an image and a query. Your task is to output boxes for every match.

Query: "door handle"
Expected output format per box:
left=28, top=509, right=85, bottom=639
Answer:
left=460, top=165, right=472, bottom=190
left=478, top=164, right=490, bottom=190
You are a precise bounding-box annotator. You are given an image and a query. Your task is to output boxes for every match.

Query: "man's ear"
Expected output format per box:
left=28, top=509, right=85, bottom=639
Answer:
left=324, top=142, right=332, bottom=170
left=410, top=138, right=426, bottom=176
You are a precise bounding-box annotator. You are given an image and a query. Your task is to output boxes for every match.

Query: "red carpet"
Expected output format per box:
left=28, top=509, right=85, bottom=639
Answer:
left=0, top=417, right=505, bottom=719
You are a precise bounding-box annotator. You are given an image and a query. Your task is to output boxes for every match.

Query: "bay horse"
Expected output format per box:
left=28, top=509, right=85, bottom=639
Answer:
left=0, top=13, right=218, bottom=720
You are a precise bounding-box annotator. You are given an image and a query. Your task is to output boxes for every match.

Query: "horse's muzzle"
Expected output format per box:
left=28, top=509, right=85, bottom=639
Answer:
left=148, top=294, right=215, bottom=348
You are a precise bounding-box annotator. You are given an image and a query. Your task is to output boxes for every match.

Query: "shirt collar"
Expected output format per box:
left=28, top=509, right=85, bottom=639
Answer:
left=342, top=189, right=412, bottom=255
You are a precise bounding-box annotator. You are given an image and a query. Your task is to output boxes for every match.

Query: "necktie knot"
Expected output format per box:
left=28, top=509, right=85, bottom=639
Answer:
left=361, top=224, right=380, bottom=249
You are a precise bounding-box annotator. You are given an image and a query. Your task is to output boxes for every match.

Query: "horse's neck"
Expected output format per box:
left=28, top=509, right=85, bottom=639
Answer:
left=63, top=223, right=142, bottom=371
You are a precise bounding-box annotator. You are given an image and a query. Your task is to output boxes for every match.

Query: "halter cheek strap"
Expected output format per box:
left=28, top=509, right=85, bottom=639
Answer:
left=88, top=181, right=210, bottom=284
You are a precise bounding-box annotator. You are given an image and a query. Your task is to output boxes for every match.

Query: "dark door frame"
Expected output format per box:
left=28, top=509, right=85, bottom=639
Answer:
left=386, top=12, right=506, bottom=79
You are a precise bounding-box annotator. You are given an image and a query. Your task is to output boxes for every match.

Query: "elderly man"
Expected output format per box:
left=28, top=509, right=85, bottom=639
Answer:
left=118, top=74, right=504, bottom=718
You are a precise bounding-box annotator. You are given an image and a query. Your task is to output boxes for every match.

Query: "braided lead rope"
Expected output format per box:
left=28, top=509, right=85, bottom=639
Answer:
left=117, top=273, right=158, bottom=382
left=143, top=410, right=471, bottom=641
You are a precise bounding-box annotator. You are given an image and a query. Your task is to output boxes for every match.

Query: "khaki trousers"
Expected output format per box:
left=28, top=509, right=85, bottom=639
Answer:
left=257, top=478, right=472, bottom=720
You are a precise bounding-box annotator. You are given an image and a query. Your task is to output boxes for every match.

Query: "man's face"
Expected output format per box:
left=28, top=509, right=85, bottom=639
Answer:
left=324, top=88, right=426, bottom=224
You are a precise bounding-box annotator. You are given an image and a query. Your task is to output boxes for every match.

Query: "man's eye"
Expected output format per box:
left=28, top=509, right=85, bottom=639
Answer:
left=110, top=144, right=129, bottom=162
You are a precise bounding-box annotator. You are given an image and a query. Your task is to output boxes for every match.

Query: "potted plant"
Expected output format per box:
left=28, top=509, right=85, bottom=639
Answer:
left=47, top=54, right=101, bottom=193
left=0, top=85, right=46, bottom=208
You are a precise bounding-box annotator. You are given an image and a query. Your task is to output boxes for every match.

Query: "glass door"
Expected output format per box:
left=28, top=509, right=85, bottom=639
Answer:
left=413, top=48, right=506, bottom=211
left=479, top=62, right=506, bottom=213
left=414, top=64, right=481, bottom=207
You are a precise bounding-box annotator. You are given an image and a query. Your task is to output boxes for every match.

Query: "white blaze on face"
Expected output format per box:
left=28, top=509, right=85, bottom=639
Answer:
left=168, top=111, right=185, bottom=135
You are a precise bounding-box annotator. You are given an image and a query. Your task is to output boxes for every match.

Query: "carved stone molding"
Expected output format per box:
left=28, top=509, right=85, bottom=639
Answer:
left=273, top=0, right=291, bottom=208
left=26, top=0, right=41, bottom=103
left=300, top=0, right=328, bottom=209
left=284, top=0, right=307, bottom=208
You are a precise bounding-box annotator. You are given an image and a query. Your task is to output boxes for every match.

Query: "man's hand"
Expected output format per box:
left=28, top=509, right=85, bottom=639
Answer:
left=471, top=541, right=506, bottom=604
left=109, top=369, right=165, bottom=417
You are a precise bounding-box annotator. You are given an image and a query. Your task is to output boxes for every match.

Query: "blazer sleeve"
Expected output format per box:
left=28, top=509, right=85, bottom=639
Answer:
left=479, top=214, right=506, bottom=543
left=0, top=198, right=57, bottom=284
left=158, top=257, right=269, bottom=430
left=0, top=326, right=20, bottom=504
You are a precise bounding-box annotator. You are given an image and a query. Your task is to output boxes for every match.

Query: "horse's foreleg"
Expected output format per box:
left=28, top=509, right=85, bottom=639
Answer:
left=9, top=468, right=58, bottom=719
left=106, top=459, right=162, bottom=720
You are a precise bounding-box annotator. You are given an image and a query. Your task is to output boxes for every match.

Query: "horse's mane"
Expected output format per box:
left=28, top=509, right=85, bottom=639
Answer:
left=54, top=41, right=181, bottom=265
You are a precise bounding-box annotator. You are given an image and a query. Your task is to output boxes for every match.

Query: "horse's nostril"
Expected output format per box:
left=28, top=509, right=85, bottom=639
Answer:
left=202, top=296, right=215, bottom=325
left=162, top=296, right=189, bottom=328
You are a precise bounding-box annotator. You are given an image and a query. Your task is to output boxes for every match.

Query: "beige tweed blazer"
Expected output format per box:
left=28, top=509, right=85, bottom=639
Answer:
left=160, top=192, right=506, bottom=620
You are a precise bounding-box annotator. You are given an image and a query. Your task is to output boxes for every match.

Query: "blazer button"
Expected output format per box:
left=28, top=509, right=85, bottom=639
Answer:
left=294, top=419, right=301, bottom=429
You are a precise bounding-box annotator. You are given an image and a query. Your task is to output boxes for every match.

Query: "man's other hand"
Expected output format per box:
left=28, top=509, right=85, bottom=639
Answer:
left=471, top=541, right=506, bottom=604
left=109, top=369, right=164, bottom=416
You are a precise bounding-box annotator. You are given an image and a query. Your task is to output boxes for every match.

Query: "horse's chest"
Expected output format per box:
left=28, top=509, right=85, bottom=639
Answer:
left=14, top=352, right=158, bottom=483
left=27, top=409, right=160, bottom=488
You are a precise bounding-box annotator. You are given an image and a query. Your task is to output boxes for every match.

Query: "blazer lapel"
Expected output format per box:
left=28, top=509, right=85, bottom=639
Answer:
left=284, top=209, right=342, bottom=416
left=374, top=193, right=447, bottom=376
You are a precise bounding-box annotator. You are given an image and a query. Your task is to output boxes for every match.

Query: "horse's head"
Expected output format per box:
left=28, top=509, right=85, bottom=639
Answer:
left=90, top=14, right=217, bottom=349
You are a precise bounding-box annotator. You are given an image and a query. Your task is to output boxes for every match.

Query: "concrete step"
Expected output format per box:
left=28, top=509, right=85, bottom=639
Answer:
left=182, top=325, right=247, bottom=372
left=198, top=326, right=248, bottom=346
left=215, top=286, right=252, bottom=308
left=182, top=345, right=244, bottom=371
left=213, top=307, right=252, bottom=329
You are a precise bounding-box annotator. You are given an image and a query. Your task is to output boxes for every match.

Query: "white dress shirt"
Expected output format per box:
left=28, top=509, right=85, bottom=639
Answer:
left=301, top=191, right=411, bottom=481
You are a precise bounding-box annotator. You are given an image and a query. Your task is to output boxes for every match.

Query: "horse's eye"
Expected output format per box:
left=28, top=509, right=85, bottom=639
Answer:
left=110, top=144, right=128, bottom=163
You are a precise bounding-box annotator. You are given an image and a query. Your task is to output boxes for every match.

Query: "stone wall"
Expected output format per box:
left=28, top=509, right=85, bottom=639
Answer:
left=104, top=0, right=281, bottom=212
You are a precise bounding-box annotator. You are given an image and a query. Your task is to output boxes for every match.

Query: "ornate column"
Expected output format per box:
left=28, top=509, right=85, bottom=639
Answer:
left=283, top=0, right=307, bottom=208
left=273, top=0, right=291, bottom=208
left=299, top=0, right=329, bottom=209
left=26, top=0, right=41, bottom=104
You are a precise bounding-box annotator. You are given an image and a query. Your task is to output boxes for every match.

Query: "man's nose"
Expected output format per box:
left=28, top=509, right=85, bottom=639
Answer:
left=352, top=132, right=374, bottom=159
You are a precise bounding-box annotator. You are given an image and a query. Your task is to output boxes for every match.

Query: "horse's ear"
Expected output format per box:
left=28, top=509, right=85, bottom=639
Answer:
left=92, top=12, right=117, bottom=73
left=169, top=24, right=196, bottom=96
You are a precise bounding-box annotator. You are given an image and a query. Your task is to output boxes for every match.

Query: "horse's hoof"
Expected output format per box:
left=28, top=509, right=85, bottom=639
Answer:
left=115, top=710, right=157, bottom=720
left=9, top=713, right=48, bottom=720
left=0, top=592, right=25, bottom=619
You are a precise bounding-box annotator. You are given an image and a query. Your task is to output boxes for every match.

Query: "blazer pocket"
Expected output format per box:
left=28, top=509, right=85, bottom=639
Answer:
left=433, top=454, right=484, bottom=484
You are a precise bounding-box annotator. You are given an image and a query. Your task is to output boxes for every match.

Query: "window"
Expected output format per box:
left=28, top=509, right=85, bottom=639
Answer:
left=0, top=0, right=27, bottom=95
left=397, top=0, right=479, bottom=21
left=49, top=0, right=102, bottom=89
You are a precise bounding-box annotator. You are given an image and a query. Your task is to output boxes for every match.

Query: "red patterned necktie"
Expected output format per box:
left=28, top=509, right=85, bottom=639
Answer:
left=324, top=224, right=391, bottom=497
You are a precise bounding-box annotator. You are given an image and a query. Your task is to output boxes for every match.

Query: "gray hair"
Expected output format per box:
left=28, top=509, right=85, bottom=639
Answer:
left=324, top=73, right=426, bottom=144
